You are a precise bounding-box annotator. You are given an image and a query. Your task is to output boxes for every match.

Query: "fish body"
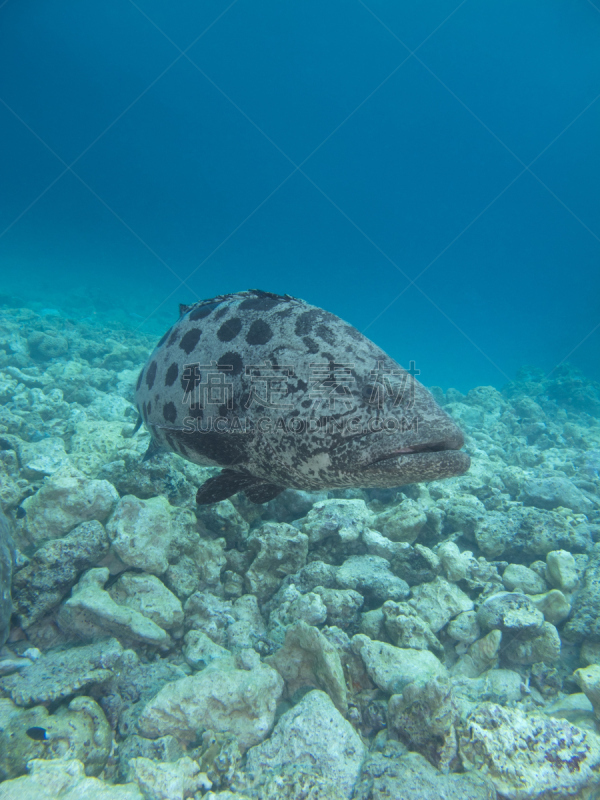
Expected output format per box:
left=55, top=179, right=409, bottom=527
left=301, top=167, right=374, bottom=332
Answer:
left=135, top=290, right=470, bottom=504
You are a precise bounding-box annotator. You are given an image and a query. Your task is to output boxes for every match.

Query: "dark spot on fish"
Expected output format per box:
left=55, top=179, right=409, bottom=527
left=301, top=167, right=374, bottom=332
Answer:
left=136, top=370, right=144, bottom=391
left=217, top=317, right=242, bottom=342
left=163, top=402, right=177, bottom=423
left=165, top=363, right=178, bottom=386
left=276, top=307, right=294, bottom=319
left=145, top=361, right=157, bottom=390
left=147, top=401, right=152, bottom=415
left=26, top=727, right=47, bottom=741
left=214, top=305, right=229, bottom=320
left=246, top=320, right=273, bottom=345
left=16, top=506, right=26, bottom=519
left=316, top=323, right=335, bottom=345
left=303, top=336, right=320, bottom=354
left=218, top=351, right=243, bottom=376
left=289, top=379, right=308, bottom=394
left=190, top=302, right=219, bottom=321
left=218, top=404, right=229, bottom=417
left=167, top=329, right=180, bottom=347
left=301, top=399, right=312, bottom=408
left=142, top=401, right=147, bottom=421
left=295, top=309, right=322, bottom=336
left=179, top=328, right=202, bottom=355
left=156, top=327, right=172, bottom=348
left=181, top=364, right=201, bottom=394
left=239, top=295, right=280, bottom=312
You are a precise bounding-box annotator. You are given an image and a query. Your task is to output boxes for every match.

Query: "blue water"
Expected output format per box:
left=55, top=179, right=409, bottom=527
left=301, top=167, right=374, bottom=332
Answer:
left=0, top=0, right=599, bottom=393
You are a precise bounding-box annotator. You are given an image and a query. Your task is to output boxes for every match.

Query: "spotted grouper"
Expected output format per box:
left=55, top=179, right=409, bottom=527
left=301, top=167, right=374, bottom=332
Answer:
left=135, top=290, right=470, bottom=504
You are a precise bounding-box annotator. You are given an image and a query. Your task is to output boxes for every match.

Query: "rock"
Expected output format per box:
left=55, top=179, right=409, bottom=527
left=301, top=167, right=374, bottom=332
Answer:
left=27, top=331, right=68, bottom=360
left=195, top=499, right=249, bottom=544
left=336, top=555, right=409, bottom=606
left=265, top=620, right=347, bottom=713
left=267, top=488, right=326, bottom=522
left=312, top=586, right=363, bottom=629
left=108, top=573, right=184, bottom=631
left=137, top=662, right=283, bottom=752
left=437, top=541, right=470, bottom=582
left=184, top=591, right=234, bottom=646
left=453, top=669, right=524, bottom=708
left=0, top=638, right=123, bottom=706
left=244, top=523, right=308, bottom=602
left=17, top=437, right=71, bottom=479
left=544, top=693, right=595, bottom=729
left=502, top=563, right=547, bottom=594
left=353, top=742, right=496, bottom=800
left=563, top=545, right=600, bottom=642
left=69, top=420, right=138, bottom=479
left=301, top=498, right=374, bottom=546
left=106, top=495, right=183, bottom=575
left=529, top=589, right=571, bottom=626
left=267, top=585, right=328, bottom=638
left=409, top=576, right=474, bottom=633
left=476, top=591, right=544, bottom=633
left=0, top=510, right=14, bottom=646
left=388, top=675, right=459, bottom=772
left=57, top=568, right=171, bottom=647
left=452, top=630, right=502, bottom=678
left=546, top=549, right=579, bottom=591
left=195, top=730, right=242, bottom=790
left=0, top=759, right=143, bottom=800
left=381, top=600, right=443, bottom=651
left=182, top=630, right=234, bottom=670
left=94, top=652, right=189, bottom=738
left=11, top=520, right=110, bottom=628
left=245, top=690, right=365, bottom=800
left=22, top=476, right=118, bottom=546
left=128, top=757, right=211, bottom=800
left=518, top=507, right=592, bottom=556
left=116, top=734, right=184, bottom=783
left=521, top=475, right=594, bottom=515
left=390, top=542, right=441, bottom=586
left=351, top=634, right=447, bottom=694
left=446, top=611, right=481, bottom=645
left=438, top=495, right=486, bottom=539
left=474, top=510, right=521, bottom=558
left=372, top=498, right=427, bottom=543
left=165, top=537, right=226, bottom=599
left=503, top=621, right=561, bottom=665
left=574, top=665, right=600, bottom=720
left=459, top=702, right=600, bottom=800
left=0, top=696, right=111, bottom=780
left=226, top=594, right=267, bottom=650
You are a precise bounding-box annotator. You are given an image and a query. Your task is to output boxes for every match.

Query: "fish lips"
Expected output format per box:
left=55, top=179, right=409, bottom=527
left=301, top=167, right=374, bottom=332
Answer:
left=361, top=439, right=470, bottom=484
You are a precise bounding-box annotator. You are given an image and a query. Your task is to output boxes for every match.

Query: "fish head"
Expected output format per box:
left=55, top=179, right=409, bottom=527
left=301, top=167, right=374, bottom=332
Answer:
left=310, top=368, right=470, bottom=489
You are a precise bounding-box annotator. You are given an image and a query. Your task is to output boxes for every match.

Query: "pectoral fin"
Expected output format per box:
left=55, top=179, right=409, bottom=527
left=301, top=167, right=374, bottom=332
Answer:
left=196, top=469, right=283, bottom=505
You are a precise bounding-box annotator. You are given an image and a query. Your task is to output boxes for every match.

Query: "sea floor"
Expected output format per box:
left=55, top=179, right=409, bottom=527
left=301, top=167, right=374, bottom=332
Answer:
left=0, top=302, right=600, bottom=800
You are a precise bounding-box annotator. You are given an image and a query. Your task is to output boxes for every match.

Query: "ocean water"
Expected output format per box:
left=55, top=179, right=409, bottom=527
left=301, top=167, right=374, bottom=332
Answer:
left=1, top=2, right=600, bottom=799
left=1, top=0, right=599, bottom=391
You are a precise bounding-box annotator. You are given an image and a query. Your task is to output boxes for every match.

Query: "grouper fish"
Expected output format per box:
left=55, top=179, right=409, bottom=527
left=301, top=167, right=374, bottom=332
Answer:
left=135, top=290, right=470, bottom=504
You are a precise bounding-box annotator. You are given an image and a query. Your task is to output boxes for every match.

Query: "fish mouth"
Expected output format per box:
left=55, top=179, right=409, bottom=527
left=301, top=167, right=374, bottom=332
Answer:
left=362, top=435, right=464, bottom=468
left=359, top=435, right=470, bottom=485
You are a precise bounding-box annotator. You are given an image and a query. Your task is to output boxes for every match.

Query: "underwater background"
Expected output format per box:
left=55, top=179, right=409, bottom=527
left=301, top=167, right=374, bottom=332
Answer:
left=1, top=0, right=599, bottom=390
left=1, top=3, right=600, bottom=800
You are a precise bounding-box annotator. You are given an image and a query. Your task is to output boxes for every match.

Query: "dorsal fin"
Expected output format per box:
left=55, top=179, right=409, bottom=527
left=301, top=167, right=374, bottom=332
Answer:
left=179, top=303, right=194, bottom=317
